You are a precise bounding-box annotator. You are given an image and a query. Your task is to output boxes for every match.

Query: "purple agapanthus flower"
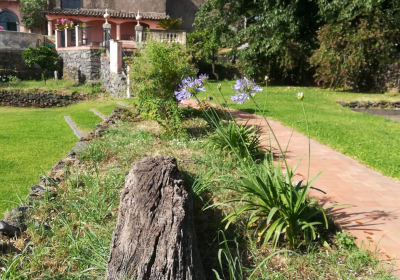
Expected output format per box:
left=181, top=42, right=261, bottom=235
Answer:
left=231, top=77, right=263, bottom=104
left=199, top=73, right=209, bottom=83
left=174, top=77, right=206, bottom=102
left=231, top=93, right=250, bottom=104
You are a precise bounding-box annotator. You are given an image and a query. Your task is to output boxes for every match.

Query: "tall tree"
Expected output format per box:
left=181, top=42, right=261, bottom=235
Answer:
left=191, top=0, right=322, bottom=83
left=311, top=0, right=400, bottom=90
left=20, top=0, right=48, bottom=29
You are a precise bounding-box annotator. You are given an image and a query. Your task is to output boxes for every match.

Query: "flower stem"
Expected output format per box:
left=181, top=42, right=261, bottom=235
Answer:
left=301, top=101, right=311, bottom=184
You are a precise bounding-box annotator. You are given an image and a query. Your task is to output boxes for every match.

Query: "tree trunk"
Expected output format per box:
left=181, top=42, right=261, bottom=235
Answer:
left=105, top=156, right=205, bottom=280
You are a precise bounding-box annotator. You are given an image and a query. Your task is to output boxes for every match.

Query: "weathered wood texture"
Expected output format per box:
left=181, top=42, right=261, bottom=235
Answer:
left=105, top=156, right=205, bottom=280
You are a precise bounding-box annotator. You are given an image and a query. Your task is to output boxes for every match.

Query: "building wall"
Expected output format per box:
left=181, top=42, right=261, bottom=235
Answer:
left=166, top=0, right=206, bottom=31
left=0, top=30, right=47, bottom=50
left=0, top=0, right=27, bottom=32
left=54, top=0, right=166, bottom=13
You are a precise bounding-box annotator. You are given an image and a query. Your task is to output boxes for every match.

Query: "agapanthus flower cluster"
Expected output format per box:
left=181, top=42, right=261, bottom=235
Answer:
left=174, top=75, right=207, bottom=102
left=297, top=92, right=304, bottom=100
left=199, top=73, right=209, bottom=84
left=231, top=77, right=263, bottom=104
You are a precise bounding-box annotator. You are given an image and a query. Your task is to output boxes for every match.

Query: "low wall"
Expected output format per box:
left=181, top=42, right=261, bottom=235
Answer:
left=385, top=62, right=400, bottom=92
left=101, top=54, right=127, bottom=97
left=0, top=51, right=42, bottom=80
left=338, top=100, right=400, bottom=109
left=0, top=31, right=50, bottom=51
left=0, top=91, right=85, bottom=108
left=58, top=49, right=102, bottom=83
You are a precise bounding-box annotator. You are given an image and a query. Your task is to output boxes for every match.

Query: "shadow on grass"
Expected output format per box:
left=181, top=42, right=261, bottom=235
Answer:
left=182, top=170, right=250, bottom=280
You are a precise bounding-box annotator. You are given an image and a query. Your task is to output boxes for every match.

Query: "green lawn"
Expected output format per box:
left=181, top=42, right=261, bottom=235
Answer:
left=0, top=99, right=118, bottom=216
left=197, top=81, right=400, bottom=179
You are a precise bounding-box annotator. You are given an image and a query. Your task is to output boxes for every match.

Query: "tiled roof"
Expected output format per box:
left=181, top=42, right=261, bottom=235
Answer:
left=46, top=9, right=169, bottom=20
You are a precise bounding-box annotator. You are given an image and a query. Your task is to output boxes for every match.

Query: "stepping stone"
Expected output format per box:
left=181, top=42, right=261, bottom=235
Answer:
left=64, top=116, right=85, bottom=139
left=90, top=108, right=107, bottom=120
left=116, top=101, right=131, bottom=108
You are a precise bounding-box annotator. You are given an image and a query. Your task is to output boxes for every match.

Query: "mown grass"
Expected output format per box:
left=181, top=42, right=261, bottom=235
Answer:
left=0, top=115, right=394, bottom=279
left=0, top=98, right=119, bottom=216
left=0, top=79, right=103, bottom=95
left=196, top=82, right=400, bottom=179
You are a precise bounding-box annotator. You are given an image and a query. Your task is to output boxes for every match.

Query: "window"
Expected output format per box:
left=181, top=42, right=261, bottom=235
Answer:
left=61, top=0, right=81, bottom=9
left=0, top=10, right=19, bottom=31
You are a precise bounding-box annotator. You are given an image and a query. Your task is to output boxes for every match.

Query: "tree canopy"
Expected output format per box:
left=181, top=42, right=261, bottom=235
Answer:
left=190, top=0, right=400, bottom=89
left=19, top=0, right=48, bottom=29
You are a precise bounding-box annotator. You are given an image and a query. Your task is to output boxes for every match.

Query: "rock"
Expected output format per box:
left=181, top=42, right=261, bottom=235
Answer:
left=0, top=220, right=20, bottom=237
left=339, top=101, right=347, bottom=107
left=28, top=185, right=54, bottom=198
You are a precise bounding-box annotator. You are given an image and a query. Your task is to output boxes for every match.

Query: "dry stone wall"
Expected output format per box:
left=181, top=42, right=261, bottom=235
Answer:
left=58, top=49, right=102, bottom=83
left=101, top=54, right=127, bottom=97
left=0, top=51, right=42, bottom=80
left=0, top=91, right=85, bottom=108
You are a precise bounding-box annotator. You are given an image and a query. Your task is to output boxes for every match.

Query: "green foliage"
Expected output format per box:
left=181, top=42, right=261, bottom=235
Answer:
left=22, top=46, right=58, bottom=71
left=192, top=0, right=322, bottom=82
left=127, top=40, right=196, bottom=136
left=207, top=121, right=263, bottom=161
left=213, top=231, right=245, bottom=280
left=19, top=0, right=47, bottom=28
left=336, top=231, right=358, bottom=250
left=220, top=157, right=332, bottom=249
left=310, top=0, right=400, bottom=91
left=156, top=18, right=183, bottom=30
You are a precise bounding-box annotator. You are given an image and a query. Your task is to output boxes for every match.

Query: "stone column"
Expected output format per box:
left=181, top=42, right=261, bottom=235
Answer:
left=75, top=25, right=82, bottom=47
left=182, top=31, right=187, bottom=45
left=47, top=20, right=53, bottom=36
left=103, top=9, right=111, bottom=48
left=116, top=23, right=121, bottom=40
left=135, top=11, right=143, bottom=42
left=55, top=29, right=62, bottom=48
left=135, top=25, right=143, bottom=42
left=110, top=40, right=122, bottom=74
left=65, top=28, right=71, bottom=47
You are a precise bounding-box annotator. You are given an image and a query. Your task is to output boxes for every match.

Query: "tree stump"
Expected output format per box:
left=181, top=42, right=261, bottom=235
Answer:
left=105, top=156, right=205, bottom=280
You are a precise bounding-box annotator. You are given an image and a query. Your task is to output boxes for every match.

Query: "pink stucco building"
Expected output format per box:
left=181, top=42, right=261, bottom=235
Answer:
left=0, top=0, right=25, bottom=32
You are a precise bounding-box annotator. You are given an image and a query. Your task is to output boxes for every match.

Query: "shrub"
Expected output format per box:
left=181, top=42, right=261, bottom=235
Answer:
left=207, top=121, right=263, bottom=161
left=22, top=46, right=58, bottom=72
left=311, top=1, right=400, bottom=91
left=222, top=162, right=331, bottom=249
left=127, top=40, right=196, bottom=136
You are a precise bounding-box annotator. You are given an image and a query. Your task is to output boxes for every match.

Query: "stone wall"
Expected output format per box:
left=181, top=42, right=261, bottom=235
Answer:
left=0, top=31, right=48, bottom=51
left=337, top=100, right=400, bottom=109
left=0, top=91, right=85, bottom=108
left=101, top=54, right=127, bottom=97
left=384, top=62, right=400, bottom=92
left=0, top=51, right=42, bottom=80
left=58, top=49, right=102, bottom=82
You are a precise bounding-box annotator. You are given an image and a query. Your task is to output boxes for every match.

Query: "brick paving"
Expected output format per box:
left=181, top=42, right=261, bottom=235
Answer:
left=184, top=100, right=400, bottom=277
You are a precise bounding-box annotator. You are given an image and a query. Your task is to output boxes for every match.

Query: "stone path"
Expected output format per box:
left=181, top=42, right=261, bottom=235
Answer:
left=64, top=116, right=84, bottom=139
left=183, top=100, right=400, bottom=277
left=90, top=108, right=107, bottom=120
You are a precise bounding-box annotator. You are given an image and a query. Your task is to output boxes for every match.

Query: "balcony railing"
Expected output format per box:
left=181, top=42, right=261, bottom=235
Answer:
left=55, top=27, right=186, bottom=49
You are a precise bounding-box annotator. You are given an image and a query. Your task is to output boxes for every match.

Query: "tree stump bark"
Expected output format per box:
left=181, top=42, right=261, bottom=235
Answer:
left=105, top=156, right=205, bottom=280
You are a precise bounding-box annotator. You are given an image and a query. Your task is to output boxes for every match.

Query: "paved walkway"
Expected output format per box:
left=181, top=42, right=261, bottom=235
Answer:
left=184, top=100, right=400, bottom=276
